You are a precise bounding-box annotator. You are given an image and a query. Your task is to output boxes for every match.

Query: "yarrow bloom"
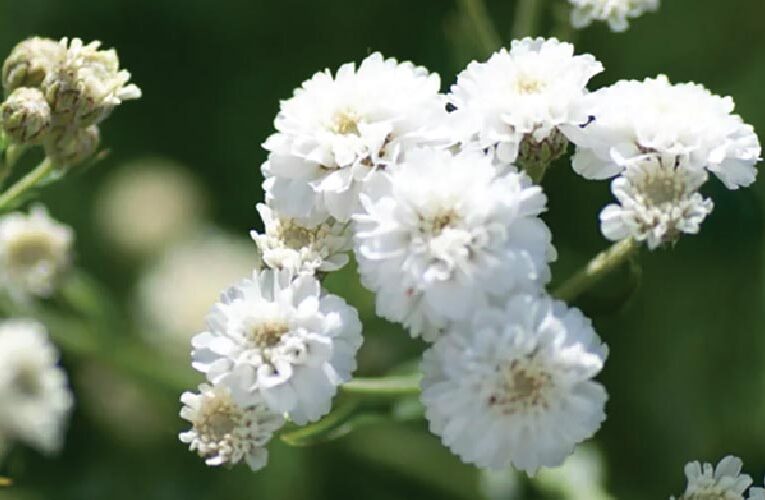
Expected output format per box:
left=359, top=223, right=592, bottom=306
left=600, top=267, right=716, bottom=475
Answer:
left=0, top=319, right=73, bottom=457
left=353, top=147, right=555, bottom=340
left=191, top=269, right=363, bottom=424
left=251, top=203, right=351, bottom=275
left=672, top=456, right=756, bottom=500
left=599, top=158, right=713, bottom=248
left=420, top=294, right=607, bottom=474
left=568, top=0, right=659, bottom=32
left=564, top=75, right=761, bottom=189
left=263, top=52, right=448, bottom=223
left=449, top=38, right=602, bottom=169
left=179, top=383, right=283, bottom=470
left=0, top=205, right=73, bottom=300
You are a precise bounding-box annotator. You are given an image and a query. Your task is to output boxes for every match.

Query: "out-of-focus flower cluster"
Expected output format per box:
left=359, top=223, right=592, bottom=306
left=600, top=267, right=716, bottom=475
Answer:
left=672, top=456, right=765, bottom=500
left=567, top=0, right=660, bottom=32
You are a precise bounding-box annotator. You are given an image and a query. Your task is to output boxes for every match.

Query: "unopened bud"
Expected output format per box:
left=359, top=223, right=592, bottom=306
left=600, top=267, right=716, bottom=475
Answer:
left=517, top=128, right=569, bottom=181
left=45, top=125, right=100, bottom=166
left=1, top=87, right=51, bottom=144
left=2, top=37, right=64, bottom=94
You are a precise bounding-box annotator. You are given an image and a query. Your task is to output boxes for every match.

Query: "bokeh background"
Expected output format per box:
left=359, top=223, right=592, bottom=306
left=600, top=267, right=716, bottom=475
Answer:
left=0, top=0, right=764, bottom=498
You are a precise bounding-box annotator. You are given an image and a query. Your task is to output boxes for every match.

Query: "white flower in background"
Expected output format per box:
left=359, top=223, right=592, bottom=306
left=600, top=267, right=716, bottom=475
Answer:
left=600, top=158, right=713, bottom=249
left=179, top=383, right=283, bottom=470
left=251, top=203, right=351, bottom=275
left=0, top=205, right=73, bottom=299
left=191, top=269, right=363, bottom=424
left=0, top=319, right=73, bottom=456
left=420, top=294, right=607, bottom=474
left=136, top=232, right=255, bottom=358
left=534, top=446, right=614, bottom=500
left=564, top=75, right=761, bottom=189
left=449, top=38, right=602, bottom=167
left=750, top=486, right=765, bottom=500
left=95, top=159, right=208, bottom=256
left=263, top=52, right=449, bottom=223
left=354, top=147, right=555, bottom=340
left=672, top=456, right=753, bottom=500
left=568, top=0, right=659, bottom=32
left=43, top=37, right=141, bottom=128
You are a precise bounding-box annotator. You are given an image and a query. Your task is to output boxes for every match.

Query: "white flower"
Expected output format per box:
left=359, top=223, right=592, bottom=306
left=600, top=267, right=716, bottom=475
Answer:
left=251, top=203, right=351, bottom=275
left=420, top=294, right=608, bottom=474
left=449, top=38, right=602, bottom=166
left=673, top=456, right=753, bottom=500
left=263, top=52, right=449, bottom=223
left=179, top=383, right=283, bottom=470
left=0, top=319, right=73, bottom=456
left=568, top=0, right=659, bottom=32
left=353, top=147, right=555, bottom=340
left=600, top=157, right=713, bottom=249
left=564, top=75, right=761, bottom=189
left=191, top=269, right=363, bottom=424
left=0, top=205, right=73, bottom=300
left=749, top=486, right=765, bottom=500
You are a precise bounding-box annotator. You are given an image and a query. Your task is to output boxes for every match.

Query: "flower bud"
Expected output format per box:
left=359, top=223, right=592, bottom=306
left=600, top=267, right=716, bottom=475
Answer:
left=2, top=37, right=64, bottom=94
left=1, top=87, right=51, bottom=144
left=517, top=128, right=569, bottom=180
left=43, top=38, right=141, bottom=128
left=45, top=125, right=100, bottom=166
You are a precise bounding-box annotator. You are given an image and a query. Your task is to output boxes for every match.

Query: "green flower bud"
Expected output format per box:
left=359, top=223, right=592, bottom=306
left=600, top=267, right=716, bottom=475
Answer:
left=2, top=37, right=65, bottom=94
left=517, top=128, right=569, bottom=182
left=1, top=87, right=52, bottom=144
left=45, top=125, right=100, bottom=167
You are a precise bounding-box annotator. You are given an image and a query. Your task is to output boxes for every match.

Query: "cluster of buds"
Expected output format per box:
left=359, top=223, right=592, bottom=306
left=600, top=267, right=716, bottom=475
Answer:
left=0, top=37, right=140, bottom=167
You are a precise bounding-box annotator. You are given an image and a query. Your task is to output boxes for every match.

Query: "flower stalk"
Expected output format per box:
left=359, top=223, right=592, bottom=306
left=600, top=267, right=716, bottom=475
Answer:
left=512, top=0, right=544, bottom=39
left=457, top=0, right=502, bottom=56
left=0, top=157, right=56, bottom=213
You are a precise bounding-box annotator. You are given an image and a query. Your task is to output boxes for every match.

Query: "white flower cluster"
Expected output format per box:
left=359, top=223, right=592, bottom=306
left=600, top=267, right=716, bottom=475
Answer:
left=0, top=319, right=73, bottom=459
left=672, top=456, right=765, bottom=500
left=568, top=0, right=660, bottom=32
left=564, top=75, right=761, bottom=249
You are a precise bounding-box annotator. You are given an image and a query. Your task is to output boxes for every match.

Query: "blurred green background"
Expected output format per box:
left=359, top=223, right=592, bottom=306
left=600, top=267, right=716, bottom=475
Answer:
left=0, top=0, right=764, bottom=498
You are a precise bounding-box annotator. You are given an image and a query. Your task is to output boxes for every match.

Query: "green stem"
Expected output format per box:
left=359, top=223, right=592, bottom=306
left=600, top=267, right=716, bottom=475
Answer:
left=553, top=238, right=640, bottom=302
left=457, top=0, right=502, bottom=56
left=0, top=144, right=27, bottom=187
left=0, top=157, right=56, bottom=213
left=280, top=400, right=360, bottom=446
left=341, top=375, right=422, bottom=398
left=512, top=0, right=544, bottom=39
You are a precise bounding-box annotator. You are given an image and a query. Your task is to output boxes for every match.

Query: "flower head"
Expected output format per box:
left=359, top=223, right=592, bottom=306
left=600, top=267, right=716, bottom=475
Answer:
left=191, top=269, right=363, bottom=424
left=420, top=294, right=608, bottom=474
left=0, top=319, right=73, bottom=456
left=251, top=203, right=351, bottom=275
left=569, top=0, right=659, bottom=32
left=600, top=158, right=713, bottom=249
left=2, top=37, right=65, bottom=94
left=179, top=383, right=283, bottom=470
left=673, top=456, right=753, bottom=500
left=1, top=87, right=51, bottom=144
left=0, top=205, right=73, bottom=300
left=449, top=38, right=602, bottom=167
left=45, top=124, right=100, bottom=166
left=565, top=75, right=761, bottom=189
left=263, top=52, right=449, bottom=223
left=353, top=147, right=555, bottom=340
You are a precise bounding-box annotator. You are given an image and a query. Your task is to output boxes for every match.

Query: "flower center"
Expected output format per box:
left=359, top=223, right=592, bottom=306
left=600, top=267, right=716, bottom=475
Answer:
left=276, top=219, right=324, bottom=250
left=419, top=210, right=461, bottom=237
left=330, top=109, right=361, bottom=136
left=244, top=319, right=290, bottom=348
left=515, top=75, right=547, bottom=95
left=5, top=231, right=57, bottom=267
left=488, top=357, right=553, bottom=415
left=197, top=396, right=242, bottom=443
left=13, top=363, right=42, bottom=397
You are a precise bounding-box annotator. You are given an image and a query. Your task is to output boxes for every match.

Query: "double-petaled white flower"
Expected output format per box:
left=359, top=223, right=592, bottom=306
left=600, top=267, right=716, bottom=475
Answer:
left=263, top=52, right=449, bottom=224
left=251, top=203, right=351, bottom=275
left=568, top=0, right=659, bottom=32
left=672, top=456, right=757, bottom=500
left=449, top=38, right=602, bottom=168
left=191, top=269, right=363, bottom=424
left=564, top=75, right=761, bottom=189
left=420, top=294, right=608, bottom=474
left=600, top=157, right=713, bottom=248
left=0, top=319, right=73, bottom=457
left=179, top=383, right=284, bottom=470
left=353, top=147, right=555, bottom=340
left=0, top=205, right=73, bottom=300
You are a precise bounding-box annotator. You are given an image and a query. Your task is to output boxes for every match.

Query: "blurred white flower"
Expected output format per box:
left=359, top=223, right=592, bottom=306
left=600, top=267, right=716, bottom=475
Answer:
left=263, top=52, right=449, bottom=223
left=673, top=456, right=753, bottom=500
left=0, top=205, right=73, bottom=300
left=564, top=75, right=761, bottom=189
left=353, top=147, right=555, bottom=340
left=568, top=0, right=659, bottom=32
left=191, top=269, right=363, bottom=424
left=0, top=319, right=73, bottom=457
left=600, top=158, right=713, bottom=249
left=534, top=445, right=614, bottom=500
left=251, top=203, right=351, bottom=275
left=420, top=294, right=607, bottom=474
left=95, top=159, right=208, bottom=256
left=179, top=383, right=283, bottom=470
left=136, top=231, right=256, bottom=357
left=449, top=38, right=602, bottom=167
